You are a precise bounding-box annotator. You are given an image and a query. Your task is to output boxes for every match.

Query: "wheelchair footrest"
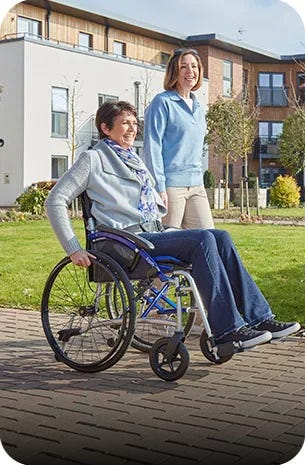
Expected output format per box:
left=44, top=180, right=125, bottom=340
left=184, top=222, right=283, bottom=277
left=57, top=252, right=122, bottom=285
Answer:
left=217, top=341, right=243, bottom=357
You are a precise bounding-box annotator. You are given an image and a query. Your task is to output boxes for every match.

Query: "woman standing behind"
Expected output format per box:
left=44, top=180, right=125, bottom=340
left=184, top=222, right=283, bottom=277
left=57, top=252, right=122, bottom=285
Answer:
left=143, top=47, right=214, bottom=229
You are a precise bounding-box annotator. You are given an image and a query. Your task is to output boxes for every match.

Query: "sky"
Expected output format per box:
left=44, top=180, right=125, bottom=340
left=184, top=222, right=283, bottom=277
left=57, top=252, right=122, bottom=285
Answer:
left=2, top=0, right=304, bottom=56
left=0, top=0, right=305, bottom=55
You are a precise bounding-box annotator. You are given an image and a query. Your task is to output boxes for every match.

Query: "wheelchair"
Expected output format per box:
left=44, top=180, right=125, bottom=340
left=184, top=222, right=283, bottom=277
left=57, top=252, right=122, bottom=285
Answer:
left=41, top=193, right=237, bottom=381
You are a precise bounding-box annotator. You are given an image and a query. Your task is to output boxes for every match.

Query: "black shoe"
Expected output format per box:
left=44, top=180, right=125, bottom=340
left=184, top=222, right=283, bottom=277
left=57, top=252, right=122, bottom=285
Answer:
left=216, top=326, right=272, bottom=349
left=255, top=319, right=301, bottom=338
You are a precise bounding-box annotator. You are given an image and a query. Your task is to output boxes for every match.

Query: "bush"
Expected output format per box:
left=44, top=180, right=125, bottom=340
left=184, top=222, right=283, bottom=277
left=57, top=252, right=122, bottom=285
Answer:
left=204, top=170, right=216, bottom=188
left=269, top=175, right=300, bottom=208
left=16, top=181, right=55, bottom=215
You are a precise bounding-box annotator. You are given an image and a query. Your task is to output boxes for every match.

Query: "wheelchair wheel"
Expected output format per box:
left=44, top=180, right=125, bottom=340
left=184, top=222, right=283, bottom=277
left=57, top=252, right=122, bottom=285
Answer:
left=41, top=253, right=136, bottom=372
left=105, top=276, right=196, bottom=353
left=149, top=337, right=189, bottom=381
left=200, top=331, right=233, bottom=364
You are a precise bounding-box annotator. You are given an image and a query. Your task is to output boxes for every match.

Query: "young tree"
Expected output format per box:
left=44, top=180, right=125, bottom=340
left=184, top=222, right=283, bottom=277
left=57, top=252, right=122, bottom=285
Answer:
left=205, top=98, right=241, bottom=209
left=237, top=99, right=258, bottom=216
left=64, top=76, right=84, bottom=216
left=279, top=110, right=305, bottom=176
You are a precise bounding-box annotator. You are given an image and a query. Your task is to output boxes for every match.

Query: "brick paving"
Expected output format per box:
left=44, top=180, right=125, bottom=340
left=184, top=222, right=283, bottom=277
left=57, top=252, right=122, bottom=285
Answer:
left=0, top=308, right=304, bottom=465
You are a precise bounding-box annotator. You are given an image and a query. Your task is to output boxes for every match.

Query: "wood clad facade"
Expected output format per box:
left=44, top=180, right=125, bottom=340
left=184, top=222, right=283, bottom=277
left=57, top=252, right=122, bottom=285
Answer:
left=0, top=1, right=176, bottom=65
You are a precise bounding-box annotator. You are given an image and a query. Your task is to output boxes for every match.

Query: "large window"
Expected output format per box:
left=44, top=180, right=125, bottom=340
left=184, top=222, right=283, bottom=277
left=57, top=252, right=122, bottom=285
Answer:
left=52, top=155, right=68, bottom=179
left=257, top=72, right=287, bottom=106
left=258, top=121, right=283, bottom=155
left=78, top=32, right=93, bottom=51
left=223, top=164, right=233, bottom=185
left=297, top=73, right=305, bottom=105
left=113, top=41, right=126, bottom=57
left=223, top=60, right=233, bottom=97
left=51, top=87, right=68, bottom=138
left=17, top=16, right=41, bottom=37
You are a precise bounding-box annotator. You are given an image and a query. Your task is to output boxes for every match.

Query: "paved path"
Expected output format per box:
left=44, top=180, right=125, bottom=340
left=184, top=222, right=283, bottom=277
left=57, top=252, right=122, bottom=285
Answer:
left=0, top=308, right=304, bottom=465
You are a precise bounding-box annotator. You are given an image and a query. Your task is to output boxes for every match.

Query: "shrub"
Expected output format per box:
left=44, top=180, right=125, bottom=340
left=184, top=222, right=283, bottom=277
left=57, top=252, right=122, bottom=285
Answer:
left=204, top=170, right=216, bottom=188
left=269, top=175, right=300, bottom=208
left=16, top=183, right=53, bottom=215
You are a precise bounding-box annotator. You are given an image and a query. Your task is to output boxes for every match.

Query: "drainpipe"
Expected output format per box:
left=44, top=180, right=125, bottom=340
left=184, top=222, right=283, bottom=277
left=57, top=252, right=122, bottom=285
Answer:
left=105, top=24, right=109, bottom=53
left=44, top=0, right=51, bottom=39
left=134, top=81, right=141, bottom=114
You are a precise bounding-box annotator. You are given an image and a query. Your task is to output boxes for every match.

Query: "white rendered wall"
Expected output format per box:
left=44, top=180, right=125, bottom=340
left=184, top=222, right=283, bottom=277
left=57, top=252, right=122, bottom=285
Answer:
left=0, top=40, right=25, bottom=206
left=0, top=38, right=209, bottom=206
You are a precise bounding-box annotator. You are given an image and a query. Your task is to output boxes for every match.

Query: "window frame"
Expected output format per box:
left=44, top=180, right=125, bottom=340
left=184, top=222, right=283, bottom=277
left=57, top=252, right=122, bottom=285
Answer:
left=51, top=86, right=68, bottom=139
left=297, top=72, right=305, bottom=105
left=17, top=15, right=42, bottom=37
left=98, top=94, right=119, bottom=107
left=113, top=40, right=126, bottom=57
left=222, top=60, right=233, bottom=98
left=51, top=155, right=68, bottom=180
left=78, top=32, right=93, bottom=51
left=257, top=72, right=287, bottom=107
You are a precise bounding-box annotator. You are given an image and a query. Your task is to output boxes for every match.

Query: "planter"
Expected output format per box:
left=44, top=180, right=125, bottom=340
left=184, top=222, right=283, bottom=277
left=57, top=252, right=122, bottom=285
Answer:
left=232, top=188, right=268, bottom=208
left=206, top=187, right=228, bottom=210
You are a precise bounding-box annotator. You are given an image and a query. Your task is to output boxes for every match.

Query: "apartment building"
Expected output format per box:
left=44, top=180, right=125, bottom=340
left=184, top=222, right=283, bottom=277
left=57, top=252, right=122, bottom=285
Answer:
left=0, top=0, right=304, bottom=206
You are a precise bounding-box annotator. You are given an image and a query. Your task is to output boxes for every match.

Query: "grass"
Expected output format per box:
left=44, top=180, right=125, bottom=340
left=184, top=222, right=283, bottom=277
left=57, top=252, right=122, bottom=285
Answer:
left=0, top=219, right=304, bottom=324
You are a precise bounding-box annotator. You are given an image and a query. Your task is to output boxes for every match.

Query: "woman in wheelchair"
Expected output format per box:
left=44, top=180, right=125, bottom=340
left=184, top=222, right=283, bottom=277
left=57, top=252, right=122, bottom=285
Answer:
left=45, top=100, right=300, bottom=355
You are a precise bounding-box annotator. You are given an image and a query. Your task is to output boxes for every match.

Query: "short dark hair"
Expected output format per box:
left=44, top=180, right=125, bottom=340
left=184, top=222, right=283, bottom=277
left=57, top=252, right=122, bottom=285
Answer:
left=95, top=101, right=138, bottom=139
left=164, top=48, right=203, bottom=91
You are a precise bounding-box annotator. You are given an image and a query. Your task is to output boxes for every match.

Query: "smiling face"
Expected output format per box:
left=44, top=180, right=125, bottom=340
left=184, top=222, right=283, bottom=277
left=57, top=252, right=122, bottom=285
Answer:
left=176, top=53, right=199, bottom=95
left=101, top=111, right=138, bottom=149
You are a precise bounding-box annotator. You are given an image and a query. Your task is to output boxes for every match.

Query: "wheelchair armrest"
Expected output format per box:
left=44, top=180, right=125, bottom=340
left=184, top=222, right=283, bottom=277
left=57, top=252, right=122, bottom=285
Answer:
left=95, top=225, right=155, bottom=250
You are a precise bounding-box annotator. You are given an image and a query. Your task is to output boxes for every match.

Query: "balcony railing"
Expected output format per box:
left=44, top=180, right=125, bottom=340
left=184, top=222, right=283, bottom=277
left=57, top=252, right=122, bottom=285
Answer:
left=0, top=33, right=166, bottom=70
left=256, top=86, right=289, bottom=107
left=253, top=136, right=281, bottom=159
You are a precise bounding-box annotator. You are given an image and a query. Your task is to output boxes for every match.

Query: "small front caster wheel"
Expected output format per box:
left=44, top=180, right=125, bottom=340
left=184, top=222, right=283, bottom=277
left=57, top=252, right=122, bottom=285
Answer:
left=200, top=331, right=233, bottom=364
left=149, top=337, right=189, bottom=381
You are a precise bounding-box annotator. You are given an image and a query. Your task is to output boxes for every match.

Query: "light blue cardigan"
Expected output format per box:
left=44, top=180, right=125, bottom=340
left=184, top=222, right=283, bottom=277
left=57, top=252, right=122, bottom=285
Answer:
left=143, top=90, right=206, bottom=192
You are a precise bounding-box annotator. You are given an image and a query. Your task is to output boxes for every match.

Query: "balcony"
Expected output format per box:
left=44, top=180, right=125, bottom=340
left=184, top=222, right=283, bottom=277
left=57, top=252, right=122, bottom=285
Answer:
left=256, top=86, right=288, bottom=107
left=253, top=136, right=281, bottom=159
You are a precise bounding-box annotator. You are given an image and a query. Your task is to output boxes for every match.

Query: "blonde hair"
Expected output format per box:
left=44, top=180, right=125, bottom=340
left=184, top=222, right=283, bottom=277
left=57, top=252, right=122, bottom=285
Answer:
left=164, top=48, right=203, bottom=91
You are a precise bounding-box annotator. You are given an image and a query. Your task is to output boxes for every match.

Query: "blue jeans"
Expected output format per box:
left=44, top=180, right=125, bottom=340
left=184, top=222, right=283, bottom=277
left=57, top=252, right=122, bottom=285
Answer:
left=141, top=229, right=273, bottom=339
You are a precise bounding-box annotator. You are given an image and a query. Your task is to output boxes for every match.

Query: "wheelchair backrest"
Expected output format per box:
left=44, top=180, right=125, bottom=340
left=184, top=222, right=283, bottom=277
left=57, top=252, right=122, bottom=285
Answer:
left=79, top=191, right=160, bottom=282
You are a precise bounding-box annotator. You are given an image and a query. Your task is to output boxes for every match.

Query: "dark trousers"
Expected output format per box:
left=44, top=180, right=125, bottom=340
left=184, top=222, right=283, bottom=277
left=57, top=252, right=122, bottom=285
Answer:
left=141, top=229, right=273, bottom=339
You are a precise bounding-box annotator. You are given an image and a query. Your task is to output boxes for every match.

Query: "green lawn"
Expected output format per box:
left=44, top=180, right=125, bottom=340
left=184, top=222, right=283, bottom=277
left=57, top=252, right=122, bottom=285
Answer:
left=0, top=219, right=304, bottom=324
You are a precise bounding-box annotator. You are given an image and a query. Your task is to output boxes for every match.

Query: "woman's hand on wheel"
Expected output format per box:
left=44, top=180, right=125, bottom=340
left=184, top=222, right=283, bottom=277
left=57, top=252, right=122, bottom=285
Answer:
left=70, top=249, right=96, bottom=267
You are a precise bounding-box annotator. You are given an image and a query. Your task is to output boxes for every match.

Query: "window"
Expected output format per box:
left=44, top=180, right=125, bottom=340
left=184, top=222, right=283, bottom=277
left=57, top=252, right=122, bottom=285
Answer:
left=17, top=16, right=41, bottom=37
left=113, top=41, right=126, bottom=57
left=78, top=32, right=93, bottom=51
left=51, top=87, right=68, bottom=138
left=259, top=121, right=283, bottom=155
left=257, top=72, right=287, bottom=106
left=160, top=52, right=170, bottom=66
left=223, top=164, right=233, bottom=185
left=98, top=94, right=119, bottom=107
left=242, top=69, right=249, bottom=101
left=52, top=156, right=68, bottom=179
left=297, top=73, right=305, bottom=105
left=223, top=60, right=233, bottom=97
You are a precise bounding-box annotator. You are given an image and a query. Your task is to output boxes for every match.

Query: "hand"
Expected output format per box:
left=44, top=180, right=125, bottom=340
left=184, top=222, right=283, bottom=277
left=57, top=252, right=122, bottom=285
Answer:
left=159, top=191, right=168, bottom=208
left=70, top=249, right=96, bottom=268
